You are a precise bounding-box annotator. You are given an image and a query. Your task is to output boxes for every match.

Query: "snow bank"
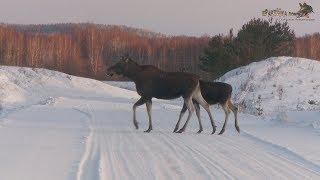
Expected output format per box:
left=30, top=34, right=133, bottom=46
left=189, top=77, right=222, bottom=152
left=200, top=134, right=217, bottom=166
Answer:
left=0, top=66, right=137, bottom=115
left=3, top=56, right=318, bottom=118
left=270, top=111, right=320, bottom=129
left=104, top=81, right=136, bottom=91
left=219, top=57, right=320, bottom=115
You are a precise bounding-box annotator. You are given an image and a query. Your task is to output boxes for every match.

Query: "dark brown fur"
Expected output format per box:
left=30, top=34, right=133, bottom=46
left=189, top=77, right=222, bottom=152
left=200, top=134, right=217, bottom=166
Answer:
left=174, top=81, right=240, bottom=135
left=199, top=81, right=232, bottom=105
left=107, top=57, right=216, bottom=133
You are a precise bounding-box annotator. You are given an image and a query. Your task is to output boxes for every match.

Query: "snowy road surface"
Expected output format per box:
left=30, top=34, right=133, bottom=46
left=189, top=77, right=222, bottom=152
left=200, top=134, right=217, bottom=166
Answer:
left=1, top=93, right=320, bottom=180
left=0, top=66, right=319, bottom=180
left=74, top=98, right=320, bottom=180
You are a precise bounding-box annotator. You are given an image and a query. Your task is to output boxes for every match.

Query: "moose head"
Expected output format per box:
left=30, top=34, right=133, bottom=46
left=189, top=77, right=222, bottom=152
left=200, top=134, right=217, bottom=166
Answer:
left=106, top=56, right=140, bottom=78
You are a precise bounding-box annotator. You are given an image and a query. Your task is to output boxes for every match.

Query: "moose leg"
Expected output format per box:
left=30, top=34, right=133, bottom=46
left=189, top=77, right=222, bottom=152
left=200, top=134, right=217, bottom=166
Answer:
left=218, top=103, right=231, bottom=135
left=192, top=85, right=216, bottom=134
left=133, top=97, right=145, bottom=129
left=173, top=103, right=187, bottom=132
left=144, top=99, right=153, bottom=133
left=194, top=101, right=203, bottom=133
left=228, top=99, right=240, bottom=133
left=177, top=97, right=195, bottom=133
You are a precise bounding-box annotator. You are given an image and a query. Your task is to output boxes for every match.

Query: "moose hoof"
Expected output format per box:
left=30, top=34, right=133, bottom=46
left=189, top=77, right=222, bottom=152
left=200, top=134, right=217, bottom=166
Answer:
left=133, top=121, right=139, bottom=129
left=197, top=129, right=203, bottom=134
left=177, top=129, right=184, bottom=133
left=211, top=127, right=216, bottom=134
left=236, top=126, right=240, bottom=133
left=173, top=127, right=179, bottom=133
left=144, top=128, right=152, bottom=133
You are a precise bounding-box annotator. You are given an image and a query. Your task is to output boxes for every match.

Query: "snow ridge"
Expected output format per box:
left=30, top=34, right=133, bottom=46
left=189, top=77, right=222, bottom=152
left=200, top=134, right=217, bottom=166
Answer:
left=219, top=57, right=320, bottom=115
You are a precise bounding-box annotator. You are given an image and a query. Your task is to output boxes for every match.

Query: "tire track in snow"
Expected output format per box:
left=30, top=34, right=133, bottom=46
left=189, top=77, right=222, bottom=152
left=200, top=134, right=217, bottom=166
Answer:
left=160, top=132, right=235, bottom=180
left=155, top=106, right=234, bottom=179
left=207, top=133, right=320, bottom=179
left=133, top=110, right=222, bottom=179
left=154, top=112, right=236, bottom=179
left=154, top=110, right=320, bottom=180
left=214, top=135, right=293, bottom=179
left=74, top=104, right=102, bottom=180
left=241, top=131, right=320, bottom=176
left=184, top=105, right=320, bottom=178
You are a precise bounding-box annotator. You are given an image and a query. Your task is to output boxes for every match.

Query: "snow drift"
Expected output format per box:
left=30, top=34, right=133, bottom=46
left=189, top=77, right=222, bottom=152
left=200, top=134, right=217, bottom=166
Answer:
left=219, top=57, right=320, bottom=115
left=0, top=66, right=137, bottom=115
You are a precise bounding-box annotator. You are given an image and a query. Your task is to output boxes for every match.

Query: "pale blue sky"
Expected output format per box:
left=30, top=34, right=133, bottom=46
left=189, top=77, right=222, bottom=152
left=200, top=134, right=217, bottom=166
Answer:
left=1, top=0, right=319, bottom=36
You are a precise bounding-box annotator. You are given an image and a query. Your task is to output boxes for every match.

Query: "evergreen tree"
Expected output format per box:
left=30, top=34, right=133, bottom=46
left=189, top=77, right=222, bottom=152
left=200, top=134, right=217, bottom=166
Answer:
left=200, top=18, right=295, bottom=79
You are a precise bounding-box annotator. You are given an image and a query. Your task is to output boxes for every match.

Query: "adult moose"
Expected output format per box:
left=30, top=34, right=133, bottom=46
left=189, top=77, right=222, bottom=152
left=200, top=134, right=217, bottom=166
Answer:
left=174, top=81, right=240, bottom=135
left=106, top=57, right=216, bottom=134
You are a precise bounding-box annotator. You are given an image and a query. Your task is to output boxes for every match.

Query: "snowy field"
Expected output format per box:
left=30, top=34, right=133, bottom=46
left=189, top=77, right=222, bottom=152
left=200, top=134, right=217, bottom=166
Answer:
left=0, top=57, right=320, bottom=180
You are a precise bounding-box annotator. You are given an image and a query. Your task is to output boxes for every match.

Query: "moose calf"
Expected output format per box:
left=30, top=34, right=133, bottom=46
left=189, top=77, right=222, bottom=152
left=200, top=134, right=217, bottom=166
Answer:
left=174, top=81, right=239, bottom=135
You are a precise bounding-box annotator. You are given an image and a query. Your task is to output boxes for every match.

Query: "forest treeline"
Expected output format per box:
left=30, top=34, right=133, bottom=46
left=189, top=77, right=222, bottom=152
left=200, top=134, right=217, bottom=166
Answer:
left=295, top=33, right=320, bottom=60
left=0, top=23, right=209, bottom=80
left=0, top=23, right=319, bottom=80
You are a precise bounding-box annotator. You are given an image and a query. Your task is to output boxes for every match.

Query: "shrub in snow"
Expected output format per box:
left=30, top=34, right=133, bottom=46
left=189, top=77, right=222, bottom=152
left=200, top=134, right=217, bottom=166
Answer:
left=277, top=86, right=284, bottom=100
left=255, top=95, right=263, bottom=116
left=308, top=100, right=318, bottom=105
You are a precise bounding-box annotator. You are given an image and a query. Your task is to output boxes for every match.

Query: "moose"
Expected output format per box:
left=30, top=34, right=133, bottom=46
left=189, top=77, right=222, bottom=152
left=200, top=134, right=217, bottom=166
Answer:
left=107, top=57, right=217, bottom=134
left=176, top=67, right=239, bottom=134
left=173, top=81, right=239, bottom=135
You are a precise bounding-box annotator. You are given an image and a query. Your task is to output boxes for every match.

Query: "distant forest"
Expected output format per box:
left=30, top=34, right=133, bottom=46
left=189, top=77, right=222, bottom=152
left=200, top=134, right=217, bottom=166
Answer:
left=0, top=23, right=319, bottom=80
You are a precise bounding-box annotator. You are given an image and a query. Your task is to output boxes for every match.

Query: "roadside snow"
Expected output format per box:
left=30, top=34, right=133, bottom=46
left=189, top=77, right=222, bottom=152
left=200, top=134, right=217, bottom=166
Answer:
left=219, top=57, right=320, bottom=115
left=104, top=81, right=136, bottom=91
left=0, top=66, right=137, bottom=115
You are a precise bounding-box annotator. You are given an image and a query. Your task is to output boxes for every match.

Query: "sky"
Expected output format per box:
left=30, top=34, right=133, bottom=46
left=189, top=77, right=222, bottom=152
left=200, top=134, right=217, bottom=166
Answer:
left=0, top=0, right=319, bottom=36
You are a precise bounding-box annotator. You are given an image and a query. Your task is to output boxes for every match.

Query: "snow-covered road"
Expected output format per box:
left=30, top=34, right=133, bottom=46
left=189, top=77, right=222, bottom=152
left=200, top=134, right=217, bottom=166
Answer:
left=73, top=96, right=320, bottom=180
left=3, top=95, right=319, bottom=180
